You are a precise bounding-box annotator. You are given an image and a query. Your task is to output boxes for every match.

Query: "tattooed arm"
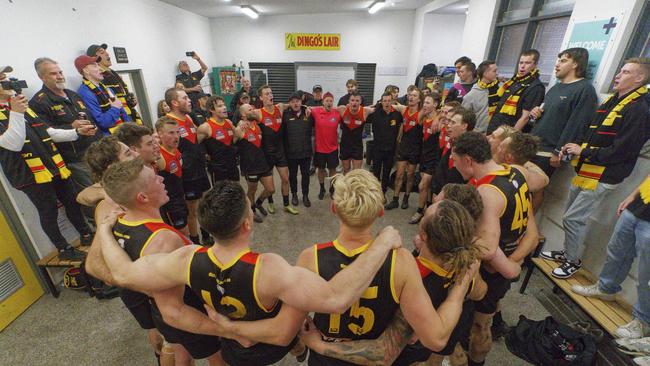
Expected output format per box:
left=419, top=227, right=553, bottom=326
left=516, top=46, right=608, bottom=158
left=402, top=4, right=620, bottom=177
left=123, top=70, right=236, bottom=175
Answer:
left=299, top=311, right=414, bottom=366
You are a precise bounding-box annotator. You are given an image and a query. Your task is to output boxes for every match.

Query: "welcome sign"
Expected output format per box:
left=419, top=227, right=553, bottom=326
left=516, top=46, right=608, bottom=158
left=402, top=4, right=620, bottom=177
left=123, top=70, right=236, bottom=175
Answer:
left=285, top=33, right=341, bottom=50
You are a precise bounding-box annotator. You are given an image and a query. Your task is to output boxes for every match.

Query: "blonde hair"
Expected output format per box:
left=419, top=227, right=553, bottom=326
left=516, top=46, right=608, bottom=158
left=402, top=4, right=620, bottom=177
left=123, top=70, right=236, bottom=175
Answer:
left=155, top=116, right=178, bottom=133
left=332, top=170, right=384, bottom=229
left=496, top=125, right=518, bottom=140
left=102, top=158, right=146, bottom=207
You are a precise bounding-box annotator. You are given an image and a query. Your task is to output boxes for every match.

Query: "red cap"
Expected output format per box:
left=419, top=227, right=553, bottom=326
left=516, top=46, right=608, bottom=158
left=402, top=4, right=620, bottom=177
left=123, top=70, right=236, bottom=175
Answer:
left=323, top=92, right=334, bottom=100
left=74, top=55, right=98, bottom=74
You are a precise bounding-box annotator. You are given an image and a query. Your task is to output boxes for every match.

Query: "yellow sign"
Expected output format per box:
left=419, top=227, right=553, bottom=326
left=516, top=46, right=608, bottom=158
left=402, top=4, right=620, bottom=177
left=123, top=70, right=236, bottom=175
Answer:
left=285, top=33, right=341, bottom=51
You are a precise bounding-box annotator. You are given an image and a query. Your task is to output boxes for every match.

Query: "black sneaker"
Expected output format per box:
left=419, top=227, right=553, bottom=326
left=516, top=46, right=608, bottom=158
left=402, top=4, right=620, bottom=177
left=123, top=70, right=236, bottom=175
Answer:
left=491, top=317, right=510, bottom=340
left=303, top=196, right=311, bottom=207
left=256, top=204, right=268, bottom=216
left=540, top=250, right=566, bottom=262
left=385, top=199, right=399, bottom=210
left=95, top=285, right=120, bottom=300
left=401, top=196, right=409, bottom=209
left=551, top=260, right=582, bottom=279
left=291, top=194, right=299, bottom=206
left=80, top=233, right=93, bottom=246
left=58, top=247, right=87, bottom=261
left=318, top=188, right=326, bottom=200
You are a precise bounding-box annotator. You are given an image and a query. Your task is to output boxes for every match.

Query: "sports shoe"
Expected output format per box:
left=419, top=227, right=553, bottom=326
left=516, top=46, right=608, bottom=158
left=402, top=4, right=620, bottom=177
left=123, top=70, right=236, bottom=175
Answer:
left=267, top=203, right=276, bottom=214
left=540, top=250, right=566, bottom=262
left=616, top=318, right=650, bottom=339
left=616, top=336, right=650, bottom=356
left=409, top=211, right=423, bottom=224
left=303, top=196, right=311, bottom=207
left=256, top=204, right=268, bottom=216
left=284, top=205, right=299, bottom=215
left=58, top=247, right=87, bottom=261
left=401, top=196, right=409, bottom=209
left=571, top=284, right=616, bottom=301
left=491, top=316, right=510, bottom=340
left=551, top=260, right=581, bottom=279
left=634, top=356, right=650, bottom=365
left=291, top=194, right=299, bottom=206
left=318, top=188, right=326, bottom=200
left=385, top=199, right=399, bottom=210
left=253, top=210, right=264, bottom=223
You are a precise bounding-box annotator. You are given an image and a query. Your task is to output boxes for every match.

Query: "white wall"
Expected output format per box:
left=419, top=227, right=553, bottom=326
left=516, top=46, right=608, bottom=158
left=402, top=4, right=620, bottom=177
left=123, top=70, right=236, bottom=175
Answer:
left=460, top=0, right=499, bottom=62
left=209, top=11, right=416, bottom=101
left=418, top=13, right=466, bottom=71
left=0, top=0, right=214, bottom=258
left=2, top=0, right=214, bottom=126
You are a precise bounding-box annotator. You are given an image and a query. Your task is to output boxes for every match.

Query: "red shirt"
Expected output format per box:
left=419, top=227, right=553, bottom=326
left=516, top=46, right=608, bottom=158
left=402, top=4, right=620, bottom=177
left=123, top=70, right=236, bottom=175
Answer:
left=260, top=105, right=282, bottom=132
left=167, top=113, right=197, bottom=144
left=403, top=108, right=420, bottom=133
left=341, top=107, right=365, bottom=130
left=160, top=146, right=182, bottom=177
left=312, top=107, right=341, bottom=153
left=207, top=118, right=235, bottom=146
left=243, top=123, right=262, bottom=148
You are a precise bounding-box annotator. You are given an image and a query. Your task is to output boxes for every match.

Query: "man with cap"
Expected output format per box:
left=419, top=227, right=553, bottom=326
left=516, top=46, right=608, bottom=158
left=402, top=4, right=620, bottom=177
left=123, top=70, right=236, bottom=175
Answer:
left=191, top=91, right=210, bottom=126
left=76, top=55, right=131, bottom=135
left=231, top=91, right=250, bottom=124
left=87, top=43, right=142, bottom=124
left=230, top=76, right=258, bottom=113
left=0, top=65, right=95, bottom=260
left=175, top=53, right=208, bottom=108
left=29, top=57, right=100, bottom=189
left=306, top=85, right=324, bottom=107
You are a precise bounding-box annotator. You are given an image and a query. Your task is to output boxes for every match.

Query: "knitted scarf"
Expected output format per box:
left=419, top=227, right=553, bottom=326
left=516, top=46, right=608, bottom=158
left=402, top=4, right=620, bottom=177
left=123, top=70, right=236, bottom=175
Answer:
left=478, top=79, right=500, bottom=118
left=495, top=69, right=540, bottom=116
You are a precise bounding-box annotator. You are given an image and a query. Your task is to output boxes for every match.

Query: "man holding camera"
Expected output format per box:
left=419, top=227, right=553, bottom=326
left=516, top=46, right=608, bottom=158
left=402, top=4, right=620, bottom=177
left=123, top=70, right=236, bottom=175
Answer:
left=0, top=66, right=95, bottom=260
left=176, top=52, right=208, bottom=108
left=76, top=55, right=131, bottom=136
left=86, top=43, right=142, bottom=124
left=29, top=57, right=99, bottom=189
left=541, top=58, right=650, bottom=279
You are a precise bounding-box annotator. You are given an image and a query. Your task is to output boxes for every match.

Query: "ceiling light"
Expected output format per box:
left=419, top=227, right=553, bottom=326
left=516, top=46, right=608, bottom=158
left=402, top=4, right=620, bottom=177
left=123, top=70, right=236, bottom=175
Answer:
left=241, top=5, right=259, bottom=19
left=368, top=0, right=386, bottom=14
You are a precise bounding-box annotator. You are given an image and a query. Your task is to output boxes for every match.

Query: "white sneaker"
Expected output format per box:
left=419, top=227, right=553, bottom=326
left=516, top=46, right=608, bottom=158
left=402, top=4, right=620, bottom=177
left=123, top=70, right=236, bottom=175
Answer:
left=635, top=356, right=650, bottom=365
left=617, top=318, right=650, bottom=339
left=616, top=336, right=650, bottom=355
left=571, top=284, right=616, bottom=301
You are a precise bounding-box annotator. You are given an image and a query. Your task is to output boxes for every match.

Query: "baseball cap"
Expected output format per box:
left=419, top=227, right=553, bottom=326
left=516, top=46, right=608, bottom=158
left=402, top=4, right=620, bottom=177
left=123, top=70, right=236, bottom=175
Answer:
left=86, top=43, right=108, bottom=56
left=74, top=55, right=99, bottom=74
left=0, top=65, right=13, bottom=73
left=313, top=85, right=323, bottom=92
left=239, top=92, right=250, bottom=100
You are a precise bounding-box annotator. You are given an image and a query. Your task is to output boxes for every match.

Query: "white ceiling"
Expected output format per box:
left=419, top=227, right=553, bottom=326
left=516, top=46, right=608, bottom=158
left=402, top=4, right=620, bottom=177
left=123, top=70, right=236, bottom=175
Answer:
left=159, top=0, right=435, bottom=18
left=432, top=0, right=469, bottom=14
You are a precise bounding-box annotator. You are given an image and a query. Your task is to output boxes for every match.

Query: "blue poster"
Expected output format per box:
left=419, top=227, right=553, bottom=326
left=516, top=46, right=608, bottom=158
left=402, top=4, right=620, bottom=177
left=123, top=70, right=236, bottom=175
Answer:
left=567, top=17, right=617, bottom=79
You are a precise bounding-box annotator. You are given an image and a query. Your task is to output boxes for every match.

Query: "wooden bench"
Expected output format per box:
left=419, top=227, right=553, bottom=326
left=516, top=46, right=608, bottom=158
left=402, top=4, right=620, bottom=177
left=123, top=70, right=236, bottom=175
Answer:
left=36, top=244, right=91, bottom=298
left=526, top=257, right=633, bottom=337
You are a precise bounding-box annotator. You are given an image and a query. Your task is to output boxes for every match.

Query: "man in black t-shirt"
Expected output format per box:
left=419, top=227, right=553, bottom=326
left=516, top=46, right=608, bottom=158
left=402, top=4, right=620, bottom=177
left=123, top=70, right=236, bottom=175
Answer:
left=367, top=92, right=402, bottom=193
left=175, top=53, right=208, bottom=108
left=571, top=175, right=650, bottom=340
left=488, top=49, right=545, bottom=135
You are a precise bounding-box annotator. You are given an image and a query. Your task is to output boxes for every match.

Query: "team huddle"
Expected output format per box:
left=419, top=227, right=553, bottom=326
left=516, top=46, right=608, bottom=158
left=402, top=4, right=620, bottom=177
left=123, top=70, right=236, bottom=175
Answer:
left=77, top=74, right=546, bottom=366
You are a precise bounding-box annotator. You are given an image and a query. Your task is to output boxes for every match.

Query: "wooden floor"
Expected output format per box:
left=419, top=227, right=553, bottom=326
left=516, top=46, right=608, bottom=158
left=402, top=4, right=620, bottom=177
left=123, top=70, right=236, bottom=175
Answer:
left=533, top=257, right=633, bottom=337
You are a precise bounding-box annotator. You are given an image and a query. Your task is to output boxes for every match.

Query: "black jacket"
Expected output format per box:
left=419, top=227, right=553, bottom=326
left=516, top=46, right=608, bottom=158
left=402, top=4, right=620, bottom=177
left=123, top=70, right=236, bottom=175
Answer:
left=230, top=87, right=259, bottom=112
left=338, top=93, right=366, bottom=107
left=28, top=85, right=99, bottom=163
left=367, top=107, right=403, bottom=152
left=282, top=106, right=313, bottom=159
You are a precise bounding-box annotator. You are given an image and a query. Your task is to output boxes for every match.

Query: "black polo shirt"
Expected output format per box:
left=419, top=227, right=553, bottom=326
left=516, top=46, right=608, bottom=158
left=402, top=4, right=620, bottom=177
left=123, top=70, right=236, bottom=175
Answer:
left=366, top=107, right=403, bottom=152
left=175, top=70, right=205, bottom=104
left=28, top=85, right=99, bottom=163
left=338, top=93, right=366, bottom=106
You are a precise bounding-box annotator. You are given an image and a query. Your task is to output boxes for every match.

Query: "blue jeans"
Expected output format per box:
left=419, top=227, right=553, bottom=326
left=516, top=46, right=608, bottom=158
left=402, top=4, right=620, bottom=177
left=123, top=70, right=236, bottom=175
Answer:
left=598, top=210, right=650, bottom=324
left=562, top=183, right=617, bottom=262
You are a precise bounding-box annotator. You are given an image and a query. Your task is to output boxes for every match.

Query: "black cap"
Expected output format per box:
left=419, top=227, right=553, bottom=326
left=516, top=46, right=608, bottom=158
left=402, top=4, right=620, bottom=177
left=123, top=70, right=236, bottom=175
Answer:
left=86, top=43, right=108, bottom=56
left=196, top=91, right=208, bottom=99
left=289, top=92, right=302, bottom=101
left=312, top=85, right=323, bottom=92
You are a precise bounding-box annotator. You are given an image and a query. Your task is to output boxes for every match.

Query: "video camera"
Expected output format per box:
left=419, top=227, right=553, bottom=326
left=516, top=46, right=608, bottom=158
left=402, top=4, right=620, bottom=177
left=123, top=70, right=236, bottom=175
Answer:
left=0, top=78, right=28, bottom=94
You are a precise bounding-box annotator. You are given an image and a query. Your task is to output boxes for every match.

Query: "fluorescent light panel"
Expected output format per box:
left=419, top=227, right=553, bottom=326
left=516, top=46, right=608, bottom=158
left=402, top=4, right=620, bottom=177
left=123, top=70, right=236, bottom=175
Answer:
left=241, top=5, right=259, bottom=19
left=368, top=0, right=386, bottom=14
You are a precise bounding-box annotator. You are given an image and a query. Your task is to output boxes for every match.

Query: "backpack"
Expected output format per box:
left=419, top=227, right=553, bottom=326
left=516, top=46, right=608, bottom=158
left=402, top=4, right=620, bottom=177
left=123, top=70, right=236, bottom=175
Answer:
left=505, top=315, right=597, bottom=366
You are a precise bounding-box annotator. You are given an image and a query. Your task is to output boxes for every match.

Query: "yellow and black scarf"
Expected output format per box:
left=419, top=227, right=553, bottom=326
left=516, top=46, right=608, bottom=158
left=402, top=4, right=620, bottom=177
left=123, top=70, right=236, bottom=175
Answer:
left=478, top=79, right=500, bottom=119
left=571, top=85, right=648, bottom=190
left=495, top=69, right=540, bottom=116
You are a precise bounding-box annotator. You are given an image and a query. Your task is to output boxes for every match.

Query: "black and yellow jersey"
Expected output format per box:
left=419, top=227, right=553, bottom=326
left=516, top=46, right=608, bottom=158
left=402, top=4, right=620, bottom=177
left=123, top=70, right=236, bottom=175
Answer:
left=112, top=218, right=192, bottom=308
left=310, top=240, right=399, bottom=366
left=470, top=164, right=530, bottom=256
left=415, top=256, right=474, bottom=307
left=187, top=247, right=293, bottom=365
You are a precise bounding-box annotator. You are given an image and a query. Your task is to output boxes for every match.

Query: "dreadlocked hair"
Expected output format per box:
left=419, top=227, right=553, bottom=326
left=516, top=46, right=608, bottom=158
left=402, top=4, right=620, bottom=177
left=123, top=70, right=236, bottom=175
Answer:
left=422, top=199, right=481, bottom=283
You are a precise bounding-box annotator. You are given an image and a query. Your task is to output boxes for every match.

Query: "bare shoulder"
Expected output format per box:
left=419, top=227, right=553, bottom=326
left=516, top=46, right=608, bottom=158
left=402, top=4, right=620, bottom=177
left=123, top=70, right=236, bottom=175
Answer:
left=144, top=229, right=187, bottom=255
left=296, top=244, right=317, bottom=271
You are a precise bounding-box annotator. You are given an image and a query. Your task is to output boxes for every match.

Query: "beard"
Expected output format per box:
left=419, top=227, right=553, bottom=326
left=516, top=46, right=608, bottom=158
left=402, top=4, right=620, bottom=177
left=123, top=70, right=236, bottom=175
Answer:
left=55, top=81, right=67, bottom=90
